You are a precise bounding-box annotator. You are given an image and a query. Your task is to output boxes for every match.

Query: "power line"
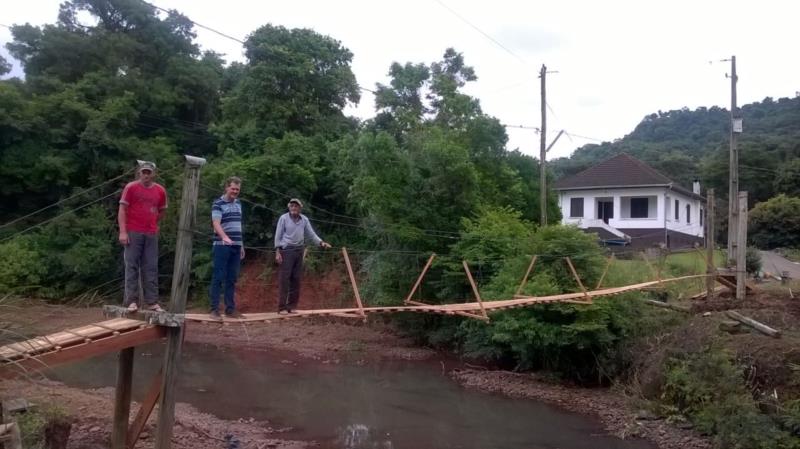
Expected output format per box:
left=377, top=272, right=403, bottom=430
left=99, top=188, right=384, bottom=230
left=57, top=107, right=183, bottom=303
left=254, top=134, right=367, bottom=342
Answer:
left=433, top=0, right=527, bottom=65
left=0, top=167, right=135, bottom=230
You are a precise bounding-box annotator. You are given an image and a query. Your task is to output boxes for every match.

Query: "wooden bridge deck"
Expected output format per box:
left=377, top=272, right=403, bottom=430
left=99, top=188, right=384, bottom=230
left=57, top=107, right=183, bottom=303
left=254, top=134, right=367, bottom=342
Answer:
left=0, top=274, right=706, bottom=377
left=0, top=318, right=165, bottom=378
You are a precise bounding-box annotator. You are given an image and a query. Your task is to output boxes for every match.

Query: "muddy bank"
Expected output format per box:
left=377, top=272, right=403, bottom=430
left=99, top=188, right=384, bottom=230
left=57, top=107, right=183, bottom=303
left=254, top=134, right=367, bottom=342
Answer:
left=451, top=369, right=711, bottom=449
left=0, top=379, right=308, bottom=449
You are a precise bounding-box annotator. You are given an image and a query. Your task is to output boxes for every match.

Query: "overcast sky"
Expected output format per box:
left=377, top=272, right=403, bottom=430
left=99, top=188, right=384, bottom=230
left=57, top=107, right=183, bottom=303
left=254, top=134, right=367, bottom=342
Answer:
left=2, top=0, right=798, bottom=159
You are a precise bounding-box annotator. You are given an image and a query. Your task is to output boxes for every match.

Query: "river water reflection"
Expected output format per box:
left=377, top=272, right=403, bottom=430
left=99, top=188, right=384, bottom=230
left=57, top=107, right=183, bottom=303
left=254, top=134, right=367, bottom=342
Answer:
left=53, top=341, right=654, bottom=449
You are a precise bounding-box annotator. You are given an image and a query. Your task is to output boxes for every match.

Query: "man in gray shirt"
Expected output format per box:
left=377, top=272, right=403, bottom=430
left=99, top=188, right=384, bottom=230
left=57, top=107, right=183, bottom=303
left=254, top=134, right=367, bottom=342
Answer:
left=274, top=198, right=331, bottom=313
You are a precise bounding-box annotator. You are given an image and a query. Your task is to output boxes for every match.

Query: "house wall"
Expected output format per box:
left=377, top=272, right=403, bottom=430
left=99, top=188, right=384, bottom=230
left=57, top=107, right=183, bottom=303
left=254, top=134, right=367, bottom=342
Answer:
left=664, top=189, right=705, bottom=237
left=558, top=187, right=704, bottom=238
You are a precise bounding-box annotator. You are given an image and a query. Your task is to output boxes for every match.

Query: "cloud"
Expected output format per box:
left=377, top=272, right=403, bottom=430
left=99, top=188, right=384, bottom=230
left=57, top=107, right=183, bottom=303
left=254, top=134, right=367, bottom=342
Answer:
left=491, top=26, right=564, bottom=55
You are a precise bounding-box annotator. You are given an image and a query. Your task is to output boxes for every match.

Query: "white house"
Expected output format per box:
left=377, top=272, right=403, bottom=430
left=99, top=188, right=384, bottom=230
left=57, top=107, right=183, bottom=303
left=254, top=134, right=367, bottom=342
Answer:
left=554, top=153, right=706, bottom=249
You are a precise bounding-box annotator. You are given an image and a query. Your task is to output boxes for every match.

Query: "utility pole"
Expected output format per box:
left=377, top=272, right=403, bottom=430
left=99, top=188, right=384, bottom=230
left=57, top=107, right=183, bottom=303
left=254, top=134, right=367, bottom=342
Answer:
left=155, top=155, right=206, bottom=449
left=539, top=64, right=547, bottom=226
left=725, top=55, right=739, bottom=265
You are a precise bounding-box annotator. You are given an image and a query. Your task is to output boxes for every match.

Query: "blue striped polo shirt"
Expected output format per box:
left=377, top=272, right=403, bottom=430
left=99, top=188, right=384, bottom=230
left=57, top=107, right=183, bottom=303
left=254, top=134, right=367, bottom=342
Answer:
left=211, top=196, right=243, bottom=246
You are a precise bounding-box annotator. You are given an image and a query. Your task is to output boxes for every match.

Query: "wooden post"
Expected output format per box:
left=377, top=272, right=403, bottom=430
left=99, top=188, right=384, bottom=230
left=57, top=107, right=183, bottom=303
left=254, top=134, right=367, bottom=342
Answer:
left=706, top=189, right=716, bottom=299
left=127, top=368, right=163, bottom=448
left=564, top=257, right=590, bottom=301
left=111, top=347, right=134, bottom=449
left=341, top=248, right=366, bottom=320
left=595, top=254, right=614, bottom=289
left=405, top=253, right=436, bottom=304
left=515, top=255, right=538, bottom=297
left=154, top=155, right=205, bottom=449
left=462, top=261, right=488, bottom=318
left=736, top=191, right=748, bottom=300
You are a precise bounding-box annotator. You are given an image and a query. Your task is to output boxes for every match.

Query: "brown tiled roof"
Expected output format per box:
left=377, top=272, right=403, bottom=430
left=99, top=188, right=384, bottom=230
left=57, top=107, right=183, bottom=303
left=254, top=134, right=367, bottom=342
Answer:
left=554, top=153, right=704, bottom=200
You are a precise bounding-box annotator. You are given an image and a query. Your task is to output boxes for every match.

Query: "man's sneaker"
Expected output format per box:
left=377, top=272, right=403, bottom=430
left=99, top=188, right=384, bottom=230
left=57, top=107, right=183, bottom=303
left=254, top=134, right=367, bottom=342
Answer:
left=287, top=309, right=298, bottom=314
left=209, top=310, right=222, bottom=321
left=147, top=304, right=164, bottom=312
left=126, top=302, right=139, bottom=312
left=278, top=309, right=288, bottom=315
left=225, top=311, right=244, bottom=319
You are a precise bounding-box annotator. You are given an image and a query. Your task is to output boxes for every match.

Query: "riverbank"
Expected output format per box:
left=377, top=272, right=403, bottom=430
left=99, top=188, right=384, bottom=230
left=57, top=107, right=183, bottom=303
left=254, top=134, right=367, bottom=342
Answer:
left=0, top=300, right=711, bottom=449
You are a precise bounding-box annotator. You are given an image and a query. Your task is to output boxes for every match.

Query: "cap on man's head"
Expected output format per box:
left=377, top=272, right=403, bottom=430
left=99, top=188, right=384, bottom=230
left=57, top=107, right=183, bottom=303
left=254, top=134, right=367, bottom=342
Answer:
left=288, top=198, right=303, bottom=208
left=137, top=160, right=157, bottom=172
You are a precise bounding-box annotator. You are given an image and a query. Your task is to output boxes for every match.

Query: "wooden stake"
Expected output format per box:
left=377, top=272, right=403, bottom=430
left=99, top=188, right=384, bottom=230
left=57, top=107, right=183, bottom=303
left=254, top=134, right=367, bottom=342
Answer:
left=564, top=257, right=590, bottom=301
left=111, top=347, right=134, bottom=449
left=155, top=155, right=205, bottom=449
left=706, top=189, right=716, bottom=299
left=595, top=254, right=614, bottom=289
left=404, top=254, right=436, bottom=304
left=127, top=367, right=163, bottom=448
left=342, top=247, right=366, bottom=320
left=462, top=261, right=488, bottom=318
left=515, top=255, right=538, bottom=297
left=736, top=191, right=748, bottom=300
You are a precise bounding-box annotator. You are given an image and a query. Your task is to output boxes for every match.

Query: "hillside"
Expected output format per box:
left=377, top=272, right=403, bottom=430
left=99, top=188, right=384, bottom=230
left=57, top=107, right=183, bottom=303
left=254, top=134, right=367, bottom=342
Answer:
left=551, top=96, right=800, bottom=204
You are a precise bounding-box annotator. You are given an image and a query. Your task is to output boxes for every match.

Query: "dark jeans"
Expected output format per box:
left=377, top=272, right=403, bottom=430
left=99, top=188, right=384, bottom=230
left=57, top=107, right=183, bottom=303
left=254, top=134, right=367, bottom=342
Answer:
left=123, top=232, right=159, bottom=306
left=209, top=245, right=241, bottom=314
left=278, top=246, right=304, bottom=311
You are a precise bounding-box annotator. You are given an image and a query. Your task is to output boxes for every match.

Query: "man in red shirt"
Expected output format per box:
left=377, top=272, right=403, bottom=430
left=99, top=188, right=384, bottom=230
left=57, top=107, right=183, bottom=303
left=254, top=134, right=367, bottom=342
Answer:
left=118, top=161, right=168, bottom=312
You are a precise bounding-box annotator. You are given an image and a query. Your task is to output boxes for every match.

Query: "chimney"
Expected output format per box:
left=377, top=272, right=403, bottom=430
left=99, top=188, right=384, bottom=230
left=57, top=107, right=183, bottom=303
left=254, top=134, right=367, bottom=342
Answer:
left=692, top=180, right=701, bottom=195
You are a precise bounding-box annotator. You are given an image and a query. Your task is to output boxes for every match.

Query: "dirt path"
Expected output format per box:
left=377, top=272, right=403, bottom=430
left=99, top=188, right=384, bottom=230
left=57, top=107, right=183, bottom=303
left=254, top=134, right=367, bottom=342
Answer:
left=761, top=250, right=800, bottom=279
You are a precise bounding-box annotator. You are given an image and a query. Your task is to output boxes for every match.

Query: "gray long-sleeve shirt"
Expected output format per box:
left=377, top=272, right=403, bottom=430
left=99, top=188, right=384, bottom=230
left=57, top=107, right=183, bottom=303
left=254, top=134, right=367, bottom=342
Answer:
left=274, top=213, right=322, bottom=249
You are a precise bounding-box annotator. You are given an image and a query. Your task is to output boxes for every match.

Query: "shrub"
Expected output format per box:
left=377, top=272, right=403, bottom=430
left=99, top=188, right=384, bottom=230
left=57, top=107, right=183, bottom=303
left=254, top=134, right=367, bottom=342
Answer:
left=750, top=195, right=800, bottom=249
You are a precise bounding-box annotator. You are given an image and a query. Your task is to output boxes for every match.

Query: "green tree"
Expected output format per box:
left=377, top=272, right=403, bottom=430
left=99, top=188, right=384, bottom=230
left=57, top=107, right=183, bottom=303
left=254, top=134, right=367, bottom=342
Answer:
left=214, top=24, right=360, bottom=152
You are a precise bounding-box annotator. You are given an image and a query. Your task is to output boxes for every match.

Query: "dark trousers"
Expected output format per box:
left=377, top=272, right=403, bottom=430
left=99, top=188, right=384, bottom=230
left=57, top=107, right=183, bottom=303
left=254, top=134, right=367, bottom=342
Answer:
left=123, top=232, right=159, bottom=306
left=209, top=245, right=241, bottom=314
left=278, top=246, right=304, bottom=311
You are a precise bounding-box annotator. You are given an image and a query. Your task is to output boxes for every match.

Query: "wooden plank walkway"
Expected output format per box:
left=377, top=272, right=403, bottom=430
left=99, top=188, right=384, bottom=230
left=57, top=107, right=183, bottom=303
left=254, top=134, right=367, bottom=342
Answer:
left=0, top=319, right=166, bottom=378
left=0, top=274, right=706, bottom=376
left=185, top=274, right=707, bottom=323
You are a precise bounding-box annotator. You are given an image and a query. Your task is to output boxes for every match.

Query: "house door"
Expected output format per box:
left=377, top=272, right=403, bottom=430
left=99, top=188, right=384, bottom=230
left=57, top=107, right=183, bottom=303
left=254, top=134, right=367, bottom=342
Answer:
left=597, top=200, right=614, bottom=224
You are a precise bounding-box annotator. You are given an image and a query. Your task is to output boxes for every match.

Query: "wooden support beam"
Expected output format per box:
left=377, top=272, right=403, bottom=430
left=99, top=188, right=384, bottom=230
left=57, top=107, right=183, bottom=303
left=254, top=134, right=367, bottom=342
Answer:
left=404, top=253, right=436, bottom=304
left=463, top=261, right=489, bottom=319
left=564, top=257, right=590, bottom=301
left=705, top=188, right=716, bottom=299
left=595, top=254, right=614, bottom=290
left=726, top=310, right=780, bottom=338
left=0, top=326, right=165, bottom=379
left=103, top=306, right=184, bottom=327
left=111, top=347, right=134, bottom=449
left=155, top=155, right=205, bottom=449
left=736, top=192, right=748, bottom=300
left=515, top=255, right=538, bottom=297
left=127, top=367, right=163, bottom=449
left=341, top=247, right=366, bottom=320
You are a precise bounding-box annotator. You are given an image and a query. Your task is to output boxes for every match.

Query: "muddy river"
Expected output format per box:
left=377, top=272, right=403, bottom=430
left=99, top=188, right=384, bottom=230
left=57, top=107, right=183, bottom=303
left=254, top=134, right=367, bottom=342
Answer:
left=52, top=341, right=653, bottom=449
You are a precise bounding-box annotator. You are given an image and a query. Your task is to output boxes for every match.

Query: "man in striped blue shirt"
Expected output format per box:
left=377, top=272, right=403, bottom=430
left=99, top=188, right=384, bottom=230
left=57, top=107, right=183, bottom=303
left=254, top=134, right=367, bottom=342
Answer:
left=209, top=176, right=245, bottom=320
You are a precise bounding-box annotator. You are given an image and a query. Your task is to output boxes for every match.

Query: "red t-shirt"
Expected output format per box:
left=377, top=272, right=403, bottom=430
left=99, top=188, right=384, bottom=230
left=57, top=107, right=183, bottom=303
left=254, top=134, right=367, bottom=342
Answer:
left=120, top=181, right=168, bottom=234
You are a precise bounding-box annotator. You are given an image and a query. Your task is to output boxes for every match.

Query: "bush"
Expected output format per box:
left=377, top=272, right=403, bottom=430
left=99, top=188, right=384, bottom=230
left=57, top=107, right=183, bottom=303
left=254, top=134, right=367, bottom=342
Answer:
left=750, top=195, right=800, bottom=249
left=746, top=246, right=762, bottom=275
left=662, top=346, right=799, bottom=449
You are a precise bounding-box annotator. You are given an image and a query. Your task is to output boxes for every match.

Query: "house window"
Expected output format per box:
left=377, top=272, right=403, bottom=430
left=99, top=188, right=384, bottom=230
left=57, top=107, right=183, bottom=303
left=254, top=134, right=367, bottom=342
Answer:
left=686, top=204, right=691, bottom=223
left=700, top=208, right=704, bottom=227
left=630, top=198, right=649, bottom=218
left=570, top=197, right=584, bottom=218
left=674, top=199, right=679, bottom=220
